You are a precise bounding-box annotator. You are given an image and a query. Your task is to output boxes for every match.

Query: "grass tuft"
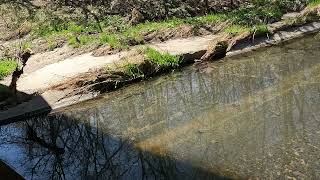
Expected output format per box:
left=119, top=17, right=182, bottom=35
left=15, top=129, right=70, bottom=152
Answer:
left=99, top=34, right=124, bottom=49
left=308, top=0, right=320, bottom=7
left=252, top=24, right=269, bottom=34
left=68, top=35, right=97, bottom=47
left=0, top=59, right=17, bottom=80
left=123, top=63, right=144, bottom=78
left=224, top=25, right=251, bottom=34
left=145, top=47, right=181, bottom=68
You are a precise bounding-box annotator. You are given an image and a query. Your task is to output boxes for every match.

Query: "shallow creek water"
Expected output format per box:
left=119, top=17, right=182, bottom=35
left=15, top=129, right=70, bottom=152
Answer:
left=1, top=34, right=320, bottom=179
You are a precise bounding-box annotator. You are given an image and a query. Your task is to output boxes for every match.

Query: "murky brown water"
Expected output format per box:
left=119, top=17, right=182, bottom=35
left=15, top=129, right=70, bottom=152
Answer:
left=1, top=34, right=320, bottom=179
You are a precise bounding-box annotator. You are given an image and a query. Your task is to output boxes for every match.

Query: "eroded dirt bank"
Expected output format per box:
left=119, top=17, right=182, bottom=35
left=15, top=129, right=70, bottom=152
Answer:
left=0, top=5, right=320, bottom=122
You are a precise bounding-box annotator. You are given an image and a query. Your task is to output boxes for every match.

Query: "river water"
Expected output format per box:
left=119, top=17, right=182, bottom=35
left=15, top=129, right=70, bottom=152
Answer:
left=1, top=34, right=320, bottom=179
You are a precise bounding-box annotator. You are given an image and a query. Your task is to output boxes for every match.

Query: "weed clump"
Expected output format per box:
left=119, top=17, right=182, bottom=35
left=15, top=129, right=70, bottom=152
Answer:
left=123, top=63, right=144, bottom=78
left=145, top=47, right=181, bottom=68
left=99, top=34, right=125, bottom=49
left=121, top=48, right=181, bottom=79
left=68, top=35, right=97, bottom=47
left=308, top=0, right=320, bottom=7
left=0, top=59, right=17, bottom=80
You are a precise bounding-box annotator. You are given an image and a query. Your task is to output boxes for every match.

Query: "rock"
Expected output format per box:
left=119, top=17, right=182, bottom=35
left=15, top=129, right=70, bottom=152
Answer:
left=92, top=45, right=114, bottom=56
left=282, top=13, right=300, bottom=20
left=144, top=31, right=158, bottom=42
left=292, top=171, right=305, bottom=177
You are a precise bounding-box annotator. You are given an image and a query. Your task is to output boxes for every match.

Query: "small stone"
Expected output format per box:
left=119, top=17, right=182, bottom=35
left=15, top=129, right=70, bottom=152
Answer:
left=292, top=171, right=305, bottom=177
left=198, top=129, right=210, bottom=133
left=300, top=159, right=306, bottom=165
left=92, top=45, right=114, bottom=56
left=285, top=175, right=297, bottom=180
left=211, top=140, right=218, bottom=144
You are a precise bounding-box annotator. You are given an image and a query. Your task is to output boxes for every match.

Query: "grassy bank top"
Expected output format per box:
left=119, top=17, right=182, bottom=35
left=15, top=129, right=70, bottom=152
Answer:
left=0, top=0, right=319, bottom=57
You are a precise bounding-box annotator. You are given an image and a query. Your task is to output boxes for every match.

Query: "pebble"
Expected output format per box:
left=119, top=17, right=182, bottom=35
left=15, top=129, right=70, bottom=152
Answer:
left=292, top=171, right=305, bottom=177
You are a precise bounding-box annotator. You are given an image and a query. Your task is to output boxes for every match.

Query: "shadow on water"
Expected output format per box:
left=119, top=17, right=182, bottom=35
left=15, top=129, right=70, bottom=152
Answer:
left=0, top=84, right=53, bottom=178
left=0, top=114, right=235, bottom=180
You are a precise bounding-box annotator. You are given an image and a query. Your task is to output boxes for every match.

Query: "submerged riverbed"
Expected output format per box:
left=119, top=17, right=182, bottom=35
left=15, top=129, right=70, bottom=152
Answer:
left=1, top=34, right=320, bottom=179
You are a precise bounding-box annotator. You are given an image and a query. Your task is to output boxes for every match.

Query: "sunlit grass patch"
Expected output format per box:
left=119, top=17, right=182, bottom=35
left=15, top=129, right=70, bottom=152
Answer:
left=252, top=24, right=269, bottom=34
left=68, top=35, right=97, bottom=48
left=26, top=0, right=314, bottom=51
left=195, top=14, right=228, bottom=25
left=99, top=34, right=128, bottom=49
left=224, top=25, right=251, bottom=34
left=46, top=37, right=60, bottom=51
left=308, top=0, right=320, bottom=7
left=0, top=59, right=17, bottom=80
left=29, top=12, right=245, bottom=49
left=145, top=47, right=181, bottom=68
left=128, top=18, right=183, bottom=33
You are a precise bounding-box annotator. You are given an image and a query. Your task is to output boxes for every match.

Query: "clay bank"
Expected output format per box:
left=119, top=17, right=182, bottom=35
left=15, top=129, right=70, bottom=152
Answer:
left=1, top=34, right=320, bottom=179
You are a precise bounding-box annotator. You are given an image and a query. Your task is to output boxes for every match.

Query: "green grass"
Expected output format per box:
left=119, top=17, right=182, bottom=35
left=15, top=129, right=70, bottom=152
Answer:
left=123, top=48, right=181, bottom=78
left=47, top=38, right=59, bottom=51
left=123, top=63, right=144, bottom=78
left=26, top=0, right=308, bottom=50
left=224, top=25, right=251, bottom=34
left=253, top=24, right=269, bottom=34
left=0, top=59, right=17, bottom=80
left=99, top=34, right=125, bottom=49
left=229, top=3, right=283, bottom=26
left=68, top=35, right=97, bottom=47
left=308, top=0, right=320, bottom=7
left=28, top=11, right=232, bottom=50
left=196, top=14, right=228, bottom=24
left=145, top=47, right=181, bottom=68
left=128, top=18, right=183, bottom=33
left=33, top=14, right=226, bottom=41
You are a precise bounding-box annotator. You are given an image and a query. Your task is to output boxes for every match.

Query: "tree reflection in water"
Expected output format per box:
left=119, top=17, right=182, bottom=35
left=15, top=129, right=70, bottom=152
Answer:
left=0, top=114, right=233, bottom=180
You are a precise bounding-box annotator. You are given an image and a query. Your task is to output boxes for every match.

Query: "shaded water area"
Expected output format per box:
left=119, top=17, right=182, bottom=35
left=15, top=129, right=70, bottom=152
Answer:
left=1, top=34, right=320, bottom=179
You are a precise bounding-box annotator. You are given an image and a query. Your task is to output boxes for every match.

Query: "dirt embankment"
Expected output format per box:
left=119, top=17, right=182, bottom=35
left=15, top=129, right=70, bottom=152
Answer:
left=51, top=7, right=320, bottom=99
left=0, top=1, right=319, bottom=114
